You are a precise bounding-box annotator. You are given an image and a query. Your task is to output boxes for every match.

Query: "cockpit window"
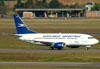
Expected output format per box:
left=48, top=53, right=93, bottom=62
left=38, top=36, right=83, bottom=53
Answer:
left=88, top=37, right=94, bottom=39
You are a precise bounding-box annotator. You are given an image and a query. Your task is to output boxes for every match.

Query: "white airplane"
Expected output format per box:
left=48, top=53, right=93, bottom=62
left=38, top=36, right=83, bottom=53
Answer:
left=13, top=14, right=99, bottom=50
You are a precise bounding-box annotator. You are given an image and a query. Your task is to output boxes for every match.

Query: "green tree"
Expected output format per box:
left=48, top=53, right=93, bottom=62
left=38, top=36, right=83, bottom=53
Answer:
left=35, top=0, right=42, bottom=8
left=42, top=0, right=47, bottom=8
left=58, top=3, right=68, bottom=8
left=74, top=3, right=83, bottom=8
left=13, top=0, right=25, bottom=10
left=24, top=0, right=34, bottom=8
left=91, top=4, right=100, bottom=11
left=49, top=0, right=60, bottom=8
left=35, top=0, right=47, bottom=9
left=17, top=0, right=21, bottom=4
left=0, top=0, right=7, bottom=14
left=69, top=3, right=83, bottom=8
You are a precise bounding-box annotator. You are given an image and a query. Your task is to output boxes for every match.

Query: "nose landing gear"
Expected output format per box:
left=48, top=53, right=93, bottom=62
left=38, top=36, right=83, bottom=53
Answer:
left=86, top=46, right=91, bottom=51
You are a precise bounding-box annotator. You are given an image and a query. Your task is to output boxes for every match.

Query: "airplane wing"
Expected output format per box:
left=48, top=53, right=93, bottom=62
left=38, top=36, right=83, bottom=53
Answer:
left=34, top=39, right=56, bottom=46
left=34, top=39, right=54, bottom=43
left=34, top=38, right=67, bottom=46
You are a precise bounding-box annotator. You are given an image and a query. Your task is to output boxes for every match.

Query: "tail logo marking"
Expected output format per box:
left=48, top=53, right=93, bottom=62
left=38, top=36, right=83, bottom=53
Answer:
left=16, top=16, right=19, bottom=18
left=18, top=24, right=25, bottom=27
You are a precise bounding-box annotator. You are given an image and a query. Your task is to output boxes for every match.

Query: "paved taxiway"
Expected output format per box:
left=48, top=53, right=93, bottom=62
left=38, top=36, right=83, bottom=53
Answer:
left=0, top=62, right=100, bottom=66
left=0, top=49, right=100, bottom=52
left=0, top=49, right=100, bottom=66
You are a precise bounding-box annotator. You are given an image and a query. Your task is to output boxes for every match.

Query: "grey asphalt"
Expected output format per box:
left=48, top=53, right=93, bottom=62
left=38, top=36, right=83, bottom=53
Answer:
left=0, top=62, right=100, bottom=66
left=0, top=49, right=100, bottom=52
left=0, top=49, right=100, bottom=66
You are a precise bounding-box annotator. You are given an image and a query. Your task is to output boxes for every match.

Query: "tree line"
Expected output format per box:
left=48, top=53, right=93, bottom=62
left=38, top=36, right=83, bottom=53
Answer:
left=0, top=0, right=100, bottom=15
left=0, top=0, right=84, bottom=15
left=14, top=0, right=83, bottom=9
left=91, top=4, right=100, bottom=11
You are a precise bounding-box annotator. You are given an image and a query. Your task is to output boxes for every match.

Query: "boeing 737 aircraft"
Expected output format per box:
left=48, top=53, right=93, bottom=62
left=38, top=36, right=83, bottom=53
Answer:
left=13, top=14, right=99, bottom=50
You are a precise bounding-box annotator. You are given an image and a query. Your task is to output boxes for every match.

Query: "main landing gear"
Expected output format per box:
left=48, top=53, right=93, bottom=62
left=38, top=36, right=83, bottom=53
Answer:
left=50, top=47, right=54, bottom=50
left=86, top=46, right=91, bottom=51
left=49, top=47, right=63, bottom=50
left=86, top=47, right=88, bottom=51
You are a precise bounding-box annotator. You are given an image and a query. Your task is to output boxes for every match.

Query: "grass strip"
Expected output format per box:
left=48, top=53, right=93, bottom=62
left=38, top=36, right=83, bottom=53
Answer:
left=0, top=52, right=99, bottom=62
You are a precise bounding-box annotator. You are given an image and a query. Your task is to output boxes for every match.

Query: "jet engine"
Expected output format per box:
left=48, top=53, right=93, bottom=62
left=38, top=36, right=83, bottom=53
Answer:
left=53, top=42, right=65, bottom=49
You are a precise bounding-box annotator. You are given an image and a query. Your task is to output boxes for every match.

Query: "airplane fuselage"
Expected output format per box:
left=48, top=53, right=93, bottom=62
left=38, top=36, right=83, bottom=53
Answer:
left=13, top=14, right=99, bottom=50
left=17, top=33, right=99, bottom=46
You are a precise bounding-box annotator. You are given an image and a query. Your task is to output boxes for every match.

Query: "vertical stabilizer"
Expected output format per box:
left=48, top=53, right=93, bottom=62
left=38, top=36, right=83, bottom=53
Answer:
left=13, top=14, right=37, bottom=34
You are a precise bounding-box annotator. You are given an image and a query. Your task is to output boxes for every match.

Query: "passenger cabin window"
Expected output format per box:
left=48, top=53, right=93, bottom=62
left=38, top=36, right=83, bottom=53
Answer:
left=88, top=37, right=94, bottom=39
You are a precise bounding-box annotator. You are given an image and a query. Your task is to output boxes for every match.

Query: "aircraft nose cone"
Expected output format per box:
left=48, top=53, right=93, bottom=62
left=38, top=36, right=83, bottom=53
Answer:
left=95, top=39, right=99, bottom=44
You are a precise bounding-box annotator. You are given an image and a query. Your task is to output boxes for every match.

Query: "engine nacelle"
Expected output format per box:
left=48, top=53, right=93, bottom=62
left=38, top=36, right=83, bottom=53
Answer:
left=54, top=42, right=65, bottom=48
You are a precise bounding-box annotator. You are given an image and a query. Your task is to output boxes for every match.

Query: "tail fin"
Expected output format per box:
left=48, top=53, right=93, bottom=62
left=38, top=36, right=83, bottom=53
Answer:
left=13, top=14, right=37, bottom=34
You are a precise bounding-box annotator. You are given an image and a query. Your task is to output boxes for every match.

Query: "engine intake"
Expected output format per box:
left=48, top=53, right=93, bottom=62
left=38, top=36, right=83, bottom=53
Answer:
left=54, top=42, right=65, bottom=48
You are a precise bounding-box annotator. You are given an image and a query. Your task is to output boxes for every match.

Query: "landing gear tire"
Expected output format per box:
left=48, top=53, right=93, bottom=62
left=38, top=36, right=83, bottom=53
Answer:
left=57, top=48, right=62, bottom=50
left=86, top=46, right=91, bottom=51
left=86, top=47, right=88, bottom=51
left=50, top=47, right=54, bottom=50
